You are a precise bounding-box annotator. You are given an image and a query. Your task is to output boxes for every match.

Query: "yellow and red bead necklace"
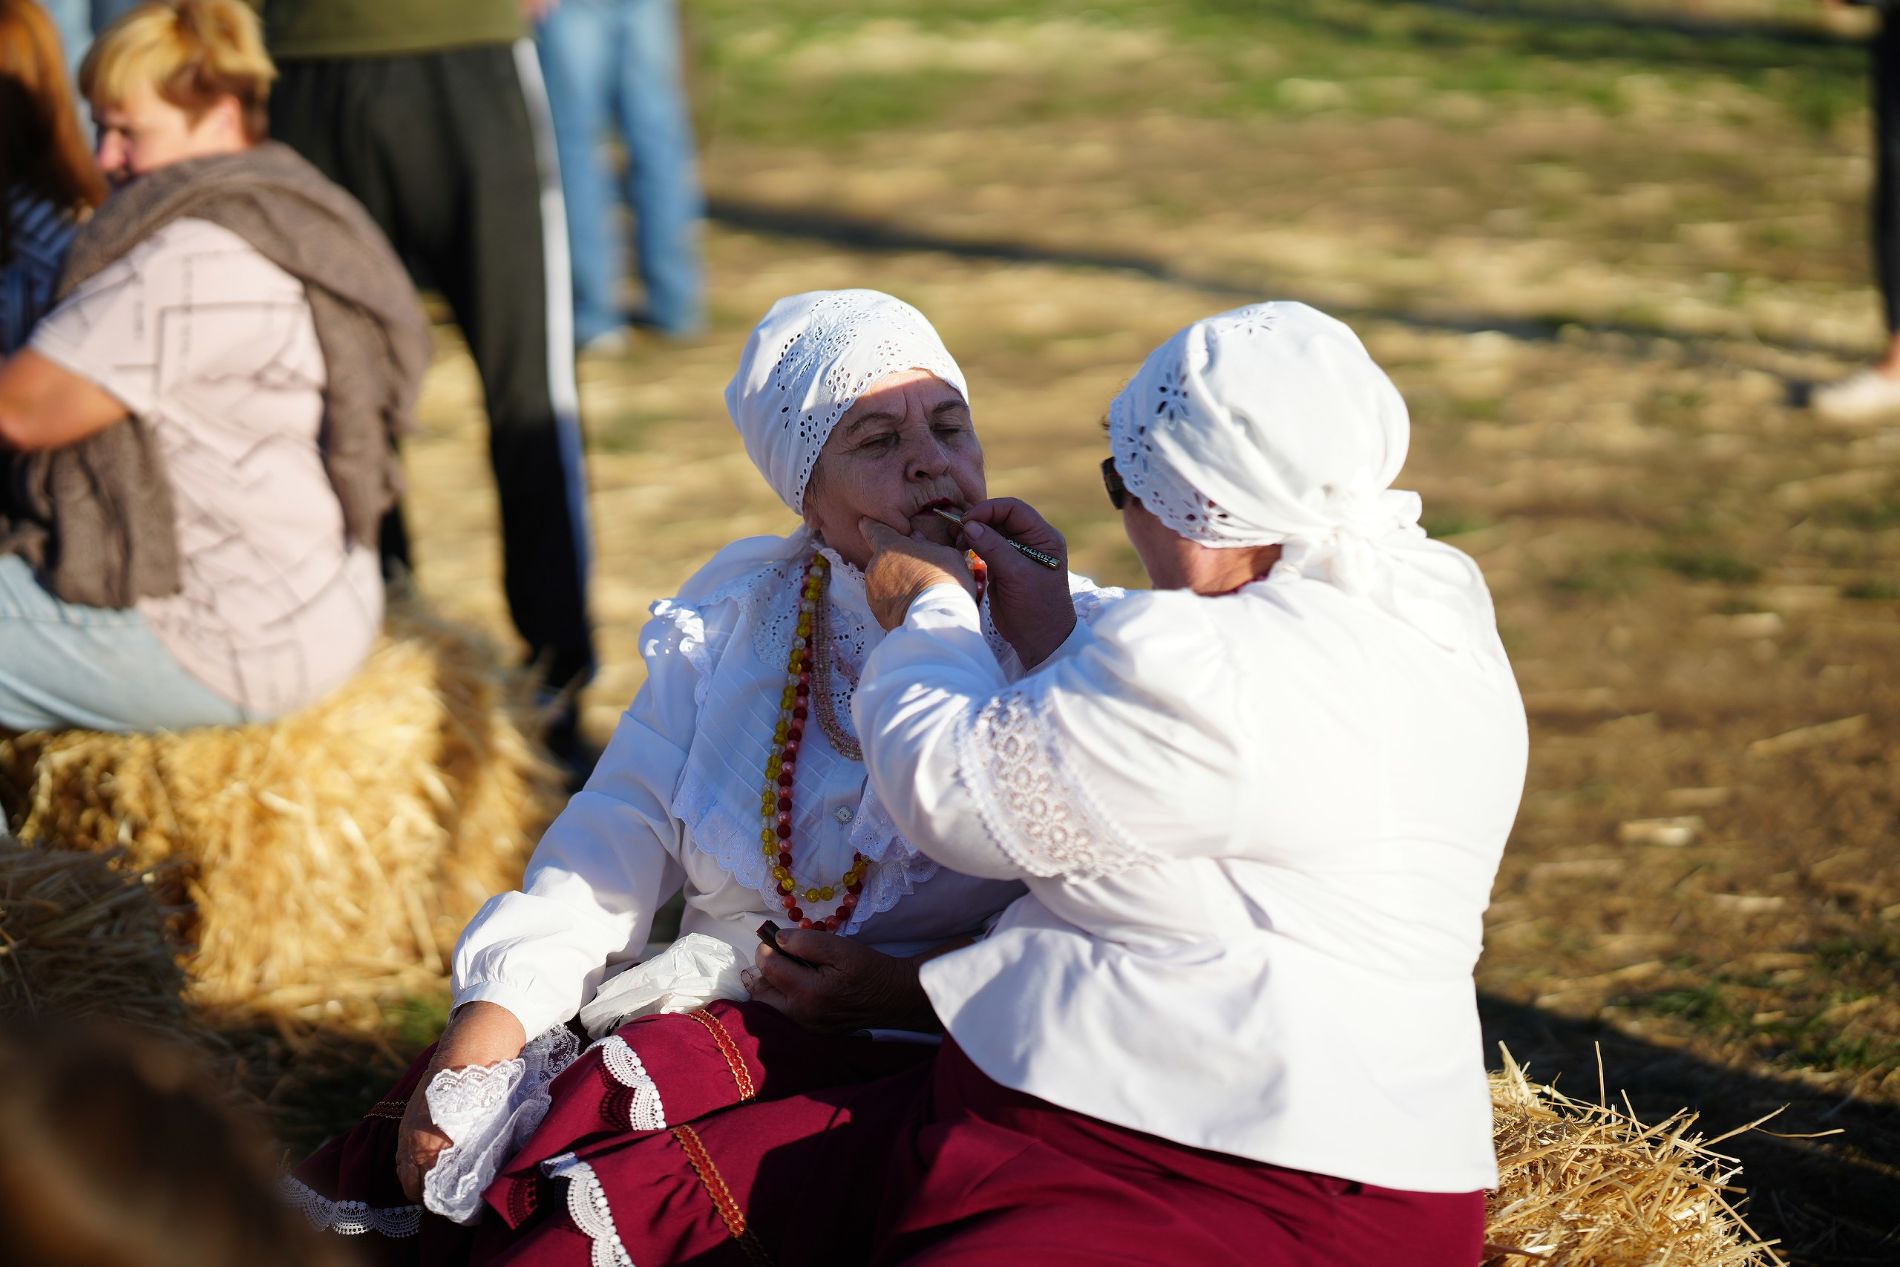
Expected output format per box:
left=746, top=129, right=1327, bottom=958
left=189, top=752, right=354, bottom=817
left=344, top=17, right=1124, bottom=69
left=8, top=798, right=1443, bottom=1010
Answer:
left=760, top=553, right=867, bottom=930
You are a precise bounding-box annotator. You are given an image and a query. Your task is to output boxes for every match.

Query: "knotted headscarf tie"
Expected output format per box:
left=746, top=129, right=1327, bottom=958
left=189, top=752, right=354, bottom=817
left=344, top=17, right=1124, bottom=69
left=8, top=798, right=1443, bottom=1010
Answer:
left=1108, top=301, right=1505, bottom=658
left=725, top=290, right=969, bottom=512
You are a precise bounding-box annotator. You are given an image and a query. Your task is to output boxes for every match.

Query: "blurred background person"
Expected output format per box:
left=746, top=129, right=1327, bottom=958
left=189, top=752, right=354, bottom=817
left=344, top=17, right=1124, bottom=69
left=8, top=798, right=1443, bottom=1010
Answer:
left=0, top=1022, right=362, bottom=1267
left=265, top=0, right=600, bottom=770
left=1813, top=0, right=1900, bottom=422
left=2, top=0, right=105, bottom=354
left=0, top=0, right=427, bottom=733
left=34, top=0, right=140, bottom=79
left=535, top=0, right=706, bottom=353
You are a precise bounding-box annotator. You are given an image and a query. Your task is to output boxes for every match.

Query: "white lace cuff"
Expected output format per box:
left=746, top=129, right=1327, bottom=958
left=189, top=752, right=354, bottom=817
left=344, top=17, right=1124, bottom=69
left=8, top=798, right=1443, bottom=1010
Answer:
left=421, top=1026, right=583, bottom=1225
left=953, top=688, right=1158, bottom=880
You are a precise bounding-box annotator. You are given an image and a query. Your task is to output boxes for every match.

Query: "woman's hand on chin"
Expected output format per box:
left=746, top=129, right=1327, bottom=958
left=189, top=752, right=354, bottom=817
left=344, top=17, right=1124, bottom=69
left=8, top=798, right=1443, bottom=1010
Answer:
left=395, top=1001, right=528, bottom=1201
left=860, top=519, right=976, bottom=630
left=743, top=928, right=938, bottom=1033
left=956, top=498, right=1076, bottom=667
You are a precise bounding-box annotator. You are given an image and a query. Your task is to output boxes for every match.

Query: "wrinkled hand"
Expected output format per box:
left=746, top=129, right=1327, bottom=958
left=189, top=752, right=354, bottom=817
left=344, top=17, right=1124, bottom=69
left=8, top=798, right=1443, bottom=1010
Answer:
left=861, top=519, right=977, bottom=630
left=394, top=1002, right=527, bottom=1201
left=743, top=927, right=937, bottom=1033
left=956, top=498, right=1075, bottom=667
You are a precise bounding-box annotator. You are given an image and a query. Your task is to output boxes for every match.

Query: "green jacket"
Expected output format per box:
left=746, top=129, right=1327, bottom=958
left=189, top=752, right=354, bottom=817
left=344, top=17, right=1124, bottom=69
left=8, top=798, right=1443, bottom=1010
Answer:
left=261, top=0, right=524, bottom=60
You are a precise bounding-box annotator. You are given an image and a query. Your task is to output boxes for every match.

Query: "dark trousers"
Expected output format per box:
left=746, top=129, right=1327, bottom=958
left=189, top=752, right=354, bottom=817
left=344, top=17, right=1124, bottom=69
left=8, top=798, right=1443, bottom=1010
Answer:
left=271, top=43, right=596, bottom=691
left=1875, top=13, right=1900, bottom=334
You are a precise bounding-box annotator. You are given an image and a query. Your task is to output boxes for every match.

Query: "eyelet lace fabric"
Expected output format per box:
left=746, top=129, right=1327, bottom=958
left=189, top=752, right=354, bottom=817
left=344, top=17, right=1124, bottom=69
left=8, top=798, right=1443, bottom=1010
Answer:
left=657, top=537, right=938, bottom=931
left=650, top=532, right=1125, bottom=923
left=746, top=291, right=969, bottom=509
left=281, top=1176, right=421, bottom=1238
left=953, top=689, right=1159, bottom=880
left=421, top=1026, right=583, bottom=1225
left=543, top=1152, right=633, bottom=1267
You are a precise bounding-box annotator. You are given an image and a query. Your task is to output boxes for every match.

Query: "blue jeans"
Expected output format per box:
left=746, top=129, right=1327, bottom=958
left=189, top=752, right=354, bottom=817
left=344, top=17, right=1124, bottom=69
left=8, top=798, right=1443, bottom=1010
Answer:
left=0, top=557, right=244, bottom=733
left=537, top=0, right=705, bottom=342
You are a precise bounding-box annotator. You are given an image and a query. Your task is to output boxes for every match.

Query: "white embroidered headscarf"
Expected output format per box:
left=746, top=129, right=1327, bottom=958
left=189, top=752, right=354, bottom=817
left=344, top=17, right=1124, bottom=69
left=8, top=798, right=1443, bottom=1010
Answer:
left=1108, top=301, right=1504, bottom=657
left=725, top=289, right=970, bottom=512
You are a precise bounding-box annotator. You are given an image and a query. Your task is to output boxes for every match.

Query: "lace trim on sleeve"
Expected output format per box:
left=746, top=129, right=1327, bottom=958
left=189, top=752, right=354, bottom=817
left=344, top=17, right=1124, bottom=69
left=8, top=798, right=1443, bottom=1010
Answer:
left=952, top=689, right=1159, bottom=880
left=591, top=1034, right=668, bottom=1131
left=280, top=1175, right=421, bottom=1238
left=420, top=1026, right=583, bottom=1225
left=544, top=1152, right=634, bottom=1267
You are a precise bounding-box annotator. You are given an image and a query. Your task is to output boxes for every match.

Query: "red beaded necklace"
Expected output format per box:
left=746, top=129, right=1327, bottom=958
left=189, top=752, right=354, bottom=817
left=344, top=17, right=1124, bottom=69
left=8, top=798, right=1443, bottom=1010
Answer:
left=760, top=553, right=866, bottom=931
left=759, top=549, right=989, bottom=931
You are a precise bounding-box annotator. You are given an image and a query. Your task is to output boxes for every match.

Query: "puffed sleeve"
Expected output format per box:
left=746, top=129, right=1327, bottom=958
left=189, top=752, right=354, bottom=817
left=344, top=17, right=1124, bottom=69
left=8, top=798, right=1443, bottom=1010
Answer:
left=450, top=619, right=696, bottom=1038
left=854, top=584, right=1237, bottom=883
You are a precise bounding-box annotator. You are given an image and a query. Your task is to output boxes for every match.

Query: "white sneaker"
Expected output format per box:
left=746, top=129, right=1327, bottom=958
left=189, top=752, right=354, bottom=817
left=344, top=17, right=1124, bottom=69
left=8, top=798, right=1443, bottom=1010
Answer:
left=578, top=327, right=633, bottom=360
left=1811, top=368, right=1900, bottom=425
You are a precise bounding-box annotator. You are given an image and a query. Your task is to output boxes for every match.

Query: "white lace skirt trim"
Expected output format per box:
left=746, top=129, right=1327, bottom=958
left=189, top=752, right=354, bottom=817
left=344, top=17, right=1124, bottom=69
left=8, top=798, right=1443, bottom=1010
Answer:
left=421, top=1026, right=583, bottom=1225
left=592, top=1034, right=668, bottom=1131
left=280, top=1174, right=421, bottom=1238
left=544, top=1151, right=635, bottom=1267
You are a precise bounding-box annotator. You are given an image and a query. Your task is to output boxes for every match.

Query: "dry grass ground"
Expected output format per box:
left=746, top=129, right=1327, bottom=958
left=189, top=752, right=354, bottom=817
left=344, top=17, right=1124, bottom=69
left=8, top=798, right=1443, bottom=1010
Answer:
left=265, top=3, right=1896, bottom=1261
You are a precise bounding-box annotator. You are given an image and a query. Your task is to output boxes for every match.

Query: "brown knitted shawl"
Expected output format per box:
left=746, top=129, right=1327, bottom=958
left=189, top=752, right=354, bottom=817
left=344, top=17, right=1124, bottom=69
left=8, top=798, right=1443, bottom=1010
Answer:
left=0, top=141, right=428, bottom=608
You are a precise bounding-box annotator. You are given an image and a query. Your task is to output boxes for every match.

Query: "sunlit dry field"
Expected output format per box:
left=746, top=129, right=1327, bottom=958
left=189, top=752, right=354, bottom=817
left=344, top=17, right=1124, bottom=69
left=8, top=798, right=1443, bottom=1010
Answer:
left=286, top=3, right=1899, bottom=1260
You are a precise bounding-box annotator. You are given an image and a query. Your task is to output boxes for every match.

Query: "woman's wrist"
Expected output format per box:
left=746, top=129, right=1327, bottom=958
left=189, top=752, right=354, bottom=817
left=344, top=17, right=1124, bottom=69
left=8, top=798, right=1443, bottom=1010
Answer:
left=433, top=1000, right=528, bottom=1071
left=878, top=955, right=940, bottom=1031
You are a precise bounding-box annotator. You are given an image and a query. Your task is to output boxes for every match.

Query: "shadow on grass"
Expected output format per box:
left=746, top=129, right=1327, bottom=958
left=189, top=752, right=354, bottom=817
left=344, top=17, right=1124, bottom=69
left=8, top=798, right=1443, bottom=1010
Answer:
left=707, top=196, right=1868, bottom=362
left=1395, top=0, right=1867, bottom=53
left=1480, top=993, right=1900, bottom=1267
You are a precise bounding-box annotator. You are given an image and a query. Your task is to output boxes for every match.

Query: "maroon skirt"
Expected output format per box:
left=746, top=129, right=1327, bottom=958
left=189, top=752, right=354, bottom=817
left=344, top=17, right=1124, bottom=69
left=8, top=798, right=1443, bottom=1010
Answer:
left=292, top=1017, right=1481, bottom=1267
left=286, top=1000, right=931, bottom=1265
left=870, top=1040, right=1486, bottom=1267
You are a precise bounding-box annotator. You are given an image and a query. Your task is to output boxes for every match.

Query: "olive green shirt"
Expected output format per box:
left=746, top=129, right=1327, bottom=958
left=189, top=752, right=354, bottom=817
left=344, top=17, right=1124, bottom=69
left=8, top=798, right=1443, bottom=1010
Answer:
left=262, top=0, right=524, bottom=60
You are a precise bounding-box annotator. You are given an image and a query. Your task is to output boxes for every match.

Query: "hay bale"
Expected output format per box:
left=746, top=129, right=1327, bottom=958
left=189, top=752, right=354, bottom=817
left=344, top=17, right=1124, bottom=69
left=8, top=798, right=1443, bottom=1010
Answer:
left=0, top=834, right=193, bottom=1036
left=0, top=607, right=565, bottom=1023
left=1487, top=1048, right=1785, bottom=1266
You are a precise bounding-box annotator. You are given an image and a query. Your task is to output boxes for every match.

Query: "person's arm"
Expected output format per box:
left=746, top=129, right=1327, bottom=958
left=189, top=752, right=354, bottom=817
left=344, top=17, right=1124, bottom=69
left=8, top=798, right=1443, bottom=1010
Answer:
left=394, top=1001, right=526, bottom=1200
left=0, top=350, right=130, bottom=452
left=398, top=619, right=701, bottom=1198
left=854, top=561, right=1236, bottom=884
left=449, top=678, right=693, bottom=1039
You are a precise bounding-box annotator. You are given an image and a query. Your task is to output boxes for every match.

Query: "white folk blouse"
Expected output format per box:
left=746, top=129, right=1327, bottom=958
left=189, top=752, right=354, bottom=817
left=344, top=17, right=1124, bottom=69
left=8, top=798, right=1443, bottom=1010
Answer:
left=452, top=528, right=1116, bottom=1040
left=854, top=573, right=1528, bottom=1193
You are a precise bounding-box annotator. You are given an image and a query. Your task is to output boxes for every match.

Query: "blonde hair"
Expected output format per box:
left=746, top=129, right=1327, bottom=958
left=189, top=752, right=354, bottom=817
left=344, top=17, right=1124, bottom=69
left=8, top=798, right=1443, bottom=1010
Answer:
left=80, top=0, right=275, bottom=142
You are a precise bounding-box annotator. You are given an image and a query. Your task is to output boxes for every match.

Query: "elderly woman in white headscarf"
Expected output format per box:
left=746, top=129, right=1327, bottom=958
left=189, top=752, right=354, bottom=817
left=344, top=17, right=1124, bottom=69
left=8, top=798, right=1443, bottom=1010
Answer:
left=283, top=289, right=1116, bottom=1259
left=850, top=301, right=1528, bottom=1267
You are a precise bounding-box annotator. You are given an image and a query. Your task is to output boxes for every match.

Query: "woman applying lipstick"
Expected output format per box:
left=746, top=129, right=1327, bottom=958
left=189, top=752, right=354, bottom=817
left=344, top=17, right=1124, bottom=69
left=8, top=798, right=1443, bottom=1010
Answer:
left=287, top=289, right=1118, bottom=1259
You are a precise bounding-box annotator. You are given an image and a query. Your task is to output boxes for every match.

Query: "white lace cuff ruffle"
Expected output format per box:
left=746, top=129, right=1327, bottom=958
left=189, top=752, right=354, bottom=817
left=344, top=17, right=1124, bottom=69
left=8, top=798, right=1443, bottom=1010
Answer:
left=421, top=1026, right=582, bottom=1225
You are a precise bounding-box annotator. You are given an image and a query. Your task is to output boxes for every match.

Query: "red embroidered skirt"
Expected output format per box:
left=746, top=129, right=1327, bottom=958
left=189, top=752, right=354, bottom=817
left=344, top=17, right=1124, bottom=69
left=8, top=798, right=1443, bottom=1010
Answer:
left=291, top=1015, right=1481, bottom=1267
left=287, top=1000, right=931, bottom=1265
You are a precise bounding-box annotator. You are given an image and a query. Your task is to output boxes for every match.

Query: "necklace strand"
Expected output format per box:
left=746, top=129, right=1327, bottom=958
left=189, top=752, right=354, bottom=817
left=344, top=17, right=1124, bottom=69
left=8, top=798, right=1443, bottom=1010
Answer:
left=809, top=580, right=863, bottom=762
left=758, top=553, right=866, bottom=930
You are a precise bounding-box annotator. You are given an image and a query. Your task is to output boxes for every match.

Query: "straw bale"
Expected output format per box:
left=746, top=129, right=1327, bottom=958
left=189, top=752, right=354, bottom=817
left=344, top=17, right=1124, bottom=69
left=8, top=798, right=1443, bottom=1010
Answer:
left=0, top=834, right=194, bottom=1037
left=1486, top=1048, right=1784, bottom=1267
left=0, top=607, right=565, bottom=1024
